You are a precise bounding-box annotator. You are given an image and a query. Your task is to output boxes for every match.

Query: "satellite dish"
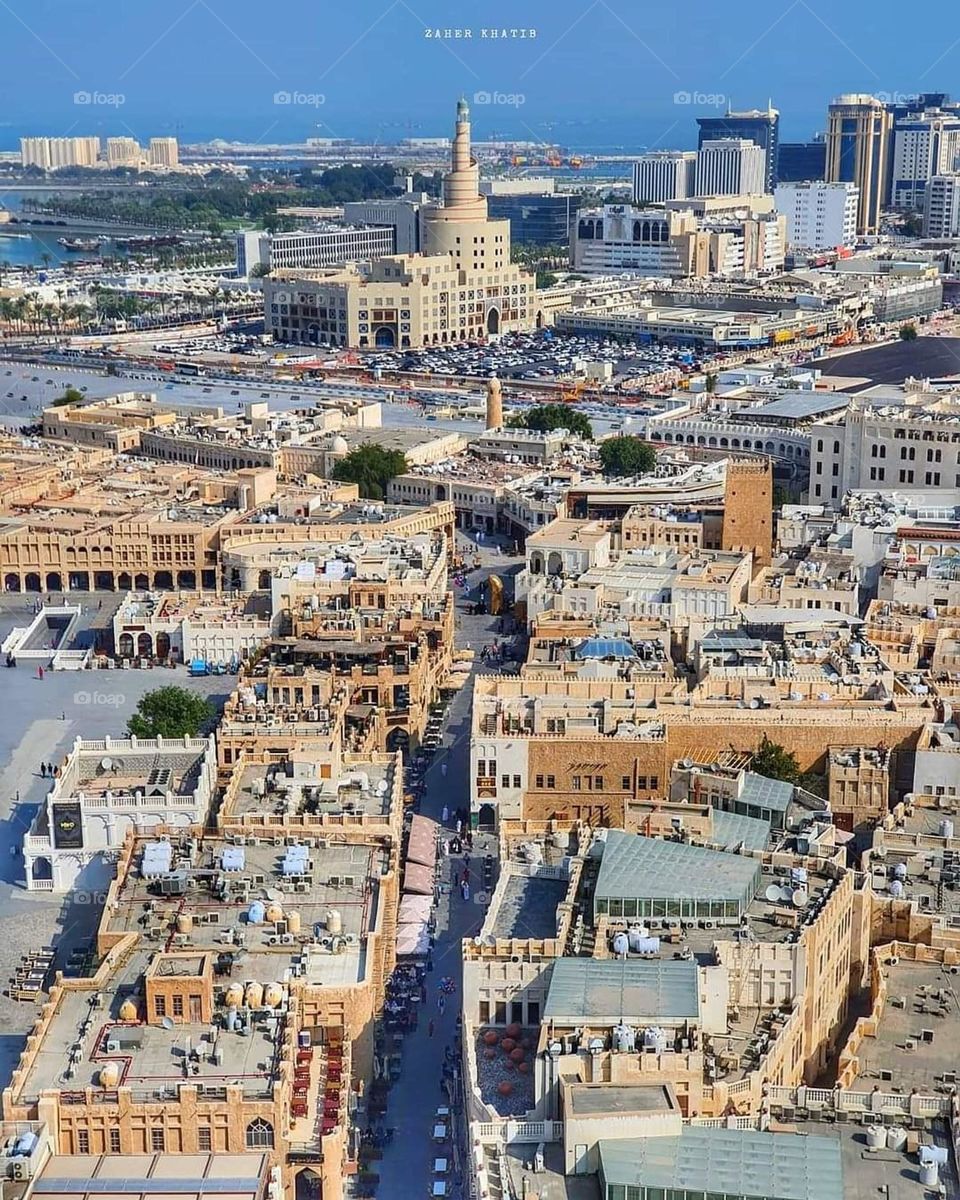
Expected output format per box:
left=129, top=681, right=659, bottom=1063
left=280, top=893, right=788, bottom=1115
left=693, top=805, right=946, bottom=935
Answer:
left=377, top=780, right=389, bottom=794
left=266, top=888, right=281, bottom=902
left=764, top=884, right=783, bottom=904
left=791, top=888, right=809, bottom=908
left=161, top=1016, right=175, bottom=1031
left=100, top=757, right=113, bottom=771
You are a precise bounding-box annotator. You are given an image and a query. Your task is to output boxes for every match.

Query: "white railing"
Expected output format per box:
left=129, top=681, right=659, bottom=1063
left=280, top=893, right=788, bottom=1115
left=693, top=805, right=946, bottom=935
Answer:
left=473, top=1119, right=562, bottom=1145
left=29, top=878, right=54, bottom=891
left=687, top=1115, right=759, bottom=1130
left=766, top=1085, right=950, bottom=1116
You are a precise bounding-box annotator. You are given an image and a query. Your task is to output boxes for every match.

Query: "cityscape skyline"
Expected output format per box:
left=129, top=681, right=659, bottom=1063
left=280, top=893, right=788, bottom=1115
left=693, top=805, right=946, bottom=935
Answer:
left=0, top=0, right=957, bottom=148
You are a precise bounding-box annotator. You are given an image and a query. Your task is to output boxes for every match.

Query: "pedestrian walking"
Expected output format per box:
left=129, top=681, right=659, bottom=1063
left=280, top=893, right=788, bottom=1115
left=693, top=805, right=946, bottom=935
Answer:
left=428, top=1019, right=435, bottom=1038
left=441, top=761, right=448, bottom=778
left=438, top=994, right=445, bottom=1015
left=441, top=804, right=449, bottom=824
left=39, top=763, right=46, bottom=778
left=420, top=981, right=427, bottom=1003
left=37, top=665, right=44, bottom=680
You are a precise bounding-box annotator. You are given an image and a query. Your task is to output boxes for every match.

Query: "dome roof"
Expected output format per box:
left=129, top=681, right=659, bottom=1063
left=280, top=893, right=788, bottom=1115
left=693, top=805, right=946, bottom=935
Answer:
left=331, top=435, right=349, bottom=454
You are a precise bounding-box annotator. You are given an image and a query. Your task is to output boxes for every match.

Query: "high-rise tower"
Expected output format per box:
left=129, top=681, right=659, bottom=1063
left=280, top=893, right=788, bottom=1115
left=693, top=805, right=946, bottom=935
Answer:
left=825, top=95, right=892, bottom=235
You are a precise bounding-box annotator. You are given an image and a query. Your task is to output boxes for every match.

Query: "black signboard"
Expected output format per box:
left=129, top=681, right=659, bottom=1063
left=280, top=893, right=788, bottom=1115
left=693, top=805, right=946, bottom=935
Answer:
left=52, top=802, right=83, bottom=849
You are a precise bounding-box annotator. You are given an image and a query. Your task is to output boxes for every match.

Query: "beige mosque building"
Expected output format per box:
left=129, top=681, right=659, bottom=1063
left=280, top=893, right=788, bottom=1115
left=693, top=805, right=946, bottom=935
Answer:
left=263, top=99, right=539, bottom=349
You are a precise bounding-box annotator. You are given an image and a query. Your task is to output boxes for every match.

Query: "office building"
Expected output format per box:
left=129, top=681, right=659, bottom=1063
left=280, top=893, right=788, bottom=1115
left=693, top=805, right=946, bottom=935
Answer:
left=825, top=94, right=892, bottom=235
left=924, top=173, right=960, bottom=237
left=106, top=136, right=141, bottom=167
left=20, top=136, right=100, bottom=170
left=342, top=196, right=424, bottom=253
left=695, top=139, right=766, bottom=198
left=774, top=181, right=858, bottom=250
left=148, top=136, right=179, bottom=168
left=890, top=109, right=960, bottom=209
left=776, top=138, right=827, bottom=182
left=484, top=192, right=577, bottom=246
left=265, top=100, right=536, bottom=348
left=572, top=196, right=784, bottom=278
left=697, top=105, right=779, bottom=189
left=236, top=224, right=396, bottom=275
left=633, top=151, right=697, bottom=203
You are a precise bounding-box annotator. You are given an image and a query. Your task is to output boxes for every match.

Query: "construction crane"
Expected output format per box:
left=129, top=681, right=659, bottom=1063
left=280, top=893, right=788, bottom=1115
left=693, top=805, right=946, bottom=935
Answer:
left=559, top=379, right=586, bottom=404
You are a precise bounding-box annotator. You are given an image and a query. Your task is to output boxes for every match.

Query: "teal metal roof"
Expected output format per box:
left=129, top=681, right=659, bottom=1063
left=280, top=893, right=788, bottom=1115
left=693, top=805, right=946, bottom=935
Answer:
left=594, top=831, right=761, bottom=905
left=543, top=958, right=700, bottom=1026
left=711, top=808, right=772, bottom=853
left=740, top=771, right=795, bottom=813
left=598, top=1127, right=844, bottom=1200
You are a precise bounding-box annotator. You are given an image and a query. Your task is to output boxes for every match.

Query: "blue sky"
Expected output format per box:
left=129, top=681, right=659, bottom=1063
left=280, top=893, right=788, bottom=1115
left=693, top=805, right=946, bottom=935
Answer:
left=0, top=0, right=957, bottom=148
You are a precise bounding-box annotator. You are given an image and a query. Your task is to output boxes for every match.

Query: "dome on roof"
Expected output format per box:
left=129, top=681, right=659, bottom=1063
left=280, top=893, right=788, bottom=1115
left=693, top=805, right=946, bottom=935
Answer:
left=331, top=435, right=349, bottom=455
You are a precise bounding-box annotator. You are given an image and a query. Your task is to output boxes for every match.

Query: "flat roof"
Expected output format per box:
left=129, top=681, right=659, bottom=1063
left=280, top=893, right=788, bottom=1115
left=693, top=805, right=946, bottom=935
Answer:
left=487, top=872, right=568, bottom=941
left=568, top=1083, right=676, bottom=1117
left=544, top=958, right=700, bottom=1026
left=856, top=959, right=960, bottom=1092
left=594, top=830, right=762, bottom=904
left=598, top=1128, right=844, bottom=1200
left=34, top=1154, right=268, bottom=1200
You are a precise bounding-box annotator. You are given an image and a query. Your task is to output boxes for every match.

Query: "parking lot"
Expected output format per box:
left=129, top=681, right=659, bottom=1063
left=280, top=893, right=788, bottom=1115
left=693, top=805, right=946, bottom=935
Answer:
left=365, top=328, right=697, bottom=384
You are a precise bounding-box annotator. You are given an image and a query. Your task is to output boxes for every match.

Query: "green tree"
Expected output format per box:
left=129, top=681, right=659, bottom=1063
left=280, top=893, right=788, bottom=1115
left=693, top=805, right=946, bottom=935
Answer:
left=332, top=443, right=408, bottom=500
left=751, top=736, right=800, bottom=785
left=599, top=435, right=656, bottom=476
left=249, top=261, right=272, bottom=279
left=127, top=686, right=213, bottom=739
left=52, top=386, right=85, bottom=407
left=704, top=372, right=718, bottom=393
left=508, top=403, right=592, bottom=439
left=899, top=323, right=918, bottom=341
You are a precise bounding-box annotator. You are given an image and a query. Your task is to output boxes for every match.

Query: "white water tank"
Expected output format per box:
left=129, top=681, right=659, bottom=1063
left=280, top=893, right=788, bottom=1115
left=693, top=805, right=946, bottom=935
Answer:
left=611, top=932, right=629, bottom=959
left=920, top=1162, right=939, bottom=1187
left=866, top=1126, right=885, bottom=1149
left=643, top=1026, right=668, bottom=1054
left=326, top=909, right=343, bottom=936
left=613, top=1023, right=635, bottom=1053
left=940, top=819, right=955, bottom=839
left=889, top=880, right=905, bottom=899
left=893, top=862, right=907, bottom=881
left=887, top=1126, right=907, bottom=1151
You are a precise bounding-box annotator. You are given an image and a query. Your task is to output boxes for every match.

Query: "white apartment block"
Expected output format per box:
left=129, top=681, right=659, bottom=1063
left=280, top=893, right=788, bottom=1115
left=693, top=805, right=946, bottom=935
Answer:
left=924, top=174, right=960, bottom=238
left=774, top=181, right=858, bottom=250
left=633, top=151, right=697, bottom=203
left=20, top=136, right=100, bottom=169
left=148, top=137, right=179, bottom=168
left=695, top=139, right=766, bottom=197
left=572, top=202, right=784, bottom=278
left=237, top=225, right=396, bottom=275
left=808, top=394, right=960, bottom=509
left=891, top=111, right=960, bottom=209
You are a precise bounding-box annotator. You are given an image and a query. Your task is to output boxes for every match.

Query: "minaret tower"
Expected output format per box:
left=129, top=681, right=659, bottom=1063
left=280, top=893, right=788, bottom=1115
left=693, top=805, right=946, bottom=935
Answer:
left=485, top=374, right=503, bottom=429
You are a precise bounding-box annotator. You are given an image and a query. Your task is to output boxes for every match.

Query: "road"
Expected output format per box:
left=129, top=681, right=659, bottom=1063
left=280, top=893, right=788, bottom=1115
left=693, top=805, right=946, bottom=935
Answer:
left=367, top=535, right=521, bottom=1200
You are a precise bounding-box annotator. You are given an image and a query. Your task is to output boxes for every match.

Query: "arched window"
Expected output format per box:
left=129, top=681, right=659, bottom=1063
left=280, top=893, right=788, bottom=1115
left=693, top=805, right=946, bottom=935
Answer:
left=246, top=1119, right=274, bottom=1149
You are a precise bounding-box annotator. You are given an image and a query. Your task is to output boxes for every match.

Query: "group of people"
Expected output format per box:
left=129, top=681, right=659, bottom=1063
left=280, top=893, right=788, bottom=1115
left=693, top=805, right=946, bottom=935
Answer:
left=38, top=762, right=58, bottom=778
